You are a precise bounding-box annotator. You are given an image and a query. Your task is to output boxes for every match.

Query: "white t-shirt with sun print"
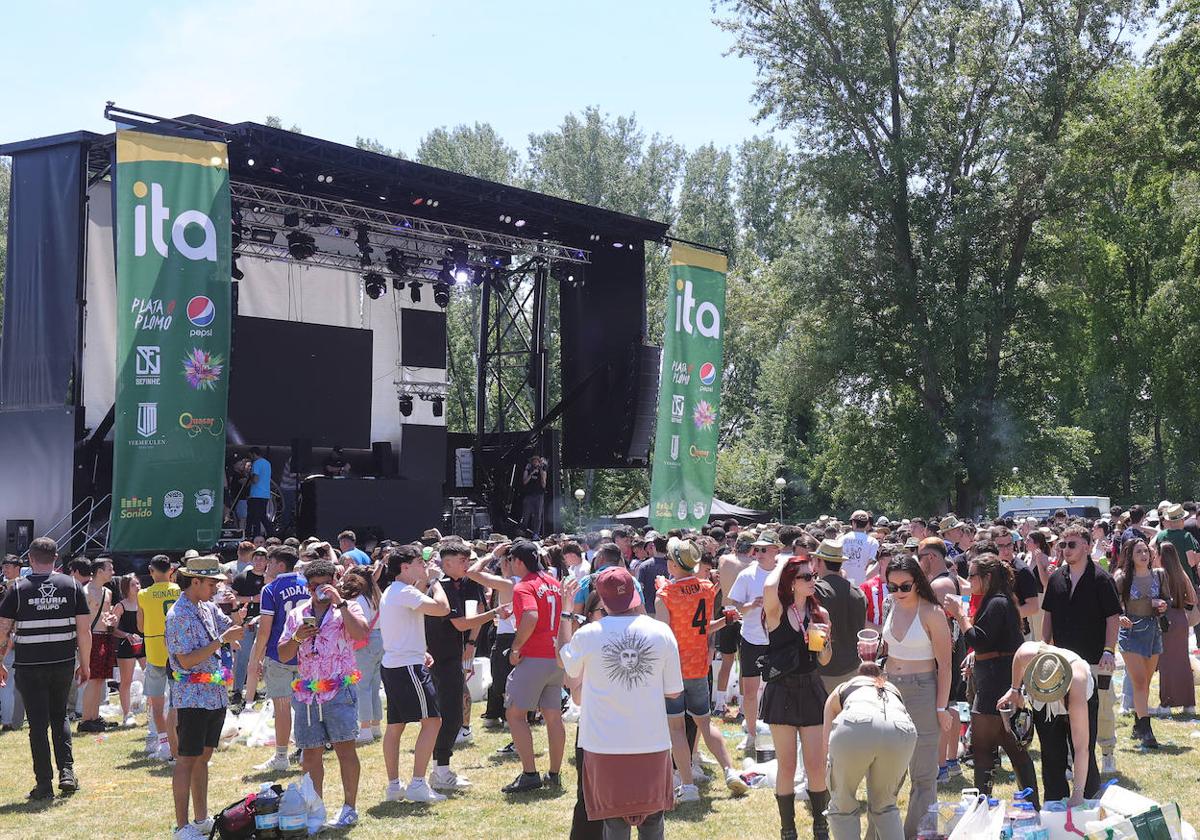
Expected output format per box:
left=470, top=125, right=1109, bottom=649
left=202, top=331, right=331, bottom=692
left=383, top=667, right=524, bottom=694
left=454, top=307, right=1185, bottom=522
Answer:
left=560, top=614, right=683, bottom=754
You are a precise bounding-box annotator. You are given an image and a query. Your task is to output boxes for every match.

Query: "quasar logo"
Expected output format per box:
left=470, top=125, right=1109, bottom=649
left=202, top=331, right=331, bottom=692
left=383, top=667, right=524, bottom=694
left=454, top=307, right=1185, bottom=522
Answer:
left=178, top=412, right=225, bottom=438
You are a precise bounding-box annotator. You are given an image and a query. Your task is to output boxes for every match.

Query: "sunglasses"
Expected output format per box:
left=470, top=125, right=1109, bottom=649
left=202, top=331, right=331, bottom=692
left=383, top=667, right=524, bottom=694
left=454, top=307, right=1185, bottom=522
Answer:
left=886, top=581, right=915, bottom=593
left=796, top=572, right=816, bottom=582
left=1060, top=540, right=1080, bottom=549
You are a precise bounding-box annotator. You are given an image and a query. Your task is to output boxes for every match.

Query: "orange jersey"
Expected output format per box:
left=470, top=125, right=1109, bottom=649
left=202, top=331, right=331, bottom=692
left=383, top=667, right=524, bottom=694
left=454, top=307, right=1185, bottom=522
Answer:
left=660, top=576, right=717, bottom=679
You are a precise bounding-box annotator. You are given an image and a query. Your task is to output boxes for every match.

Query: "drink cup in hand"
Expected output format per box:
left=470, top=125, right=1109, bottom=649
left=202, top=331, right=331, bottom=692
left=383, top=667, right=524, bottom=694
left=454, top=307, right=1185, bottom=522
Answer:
left=856, top=628, right=880, bottom=660
left=807, top=623, right=828, bottom=652
left=723, top=606, right=740, bottom=625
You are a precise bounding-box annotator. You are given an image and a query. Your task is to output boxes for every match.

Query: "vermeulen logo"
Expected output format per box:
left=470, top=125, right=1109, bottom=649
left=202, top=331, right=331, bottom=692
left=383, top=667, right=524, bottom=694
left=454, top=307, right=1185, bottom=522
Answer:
left=132, top=181, right=217, bottom=262
left=136, top=402, right=158, bottom=438
left=119, top=496, right=153, bottom=520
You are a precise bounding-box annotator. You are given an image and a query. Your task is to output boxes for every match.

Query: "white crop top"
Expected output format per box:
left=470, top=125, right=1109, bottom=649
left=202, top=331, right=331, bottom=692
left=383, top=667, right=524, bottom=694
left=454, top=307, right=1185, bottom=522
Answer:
left=883, top=607, right=935, bottom=660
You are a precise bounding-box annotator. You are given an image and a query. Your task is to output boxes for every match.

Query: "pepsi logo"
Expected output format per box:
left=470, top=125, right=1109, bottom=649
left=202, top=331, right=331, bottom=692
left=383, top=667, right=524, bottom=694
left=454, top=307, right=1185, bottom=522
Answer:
left=186, top=296, right=215, bottom=327
left=698, top=362, right=717, bottom=386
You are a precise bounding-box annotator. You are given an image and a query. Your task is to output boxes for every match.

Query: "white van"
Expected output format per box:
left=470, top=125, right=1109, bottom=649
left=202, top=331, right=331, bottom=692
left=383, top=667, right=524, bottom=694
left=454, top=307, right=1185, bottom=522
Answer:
left=997, top=495, right=1111, bottom=521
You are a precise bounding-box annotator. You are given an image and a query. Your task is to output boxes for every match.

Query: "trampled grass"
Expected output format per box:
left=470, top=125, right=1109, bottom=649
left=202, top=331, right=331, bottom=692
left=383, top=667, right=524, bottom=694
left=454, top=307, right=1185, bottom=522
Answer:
left=0, top=700, right=1196, bottom=839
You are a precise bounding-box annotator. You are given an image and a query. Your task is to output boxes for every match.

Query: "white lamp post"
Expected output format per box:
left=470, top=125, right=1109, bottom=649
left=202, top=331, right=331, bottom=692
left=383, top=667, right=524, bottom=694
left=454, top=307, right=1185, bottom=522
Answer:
left=774, top=477, right=787, bottom=522
left=574, top=488, right=585, bottom=530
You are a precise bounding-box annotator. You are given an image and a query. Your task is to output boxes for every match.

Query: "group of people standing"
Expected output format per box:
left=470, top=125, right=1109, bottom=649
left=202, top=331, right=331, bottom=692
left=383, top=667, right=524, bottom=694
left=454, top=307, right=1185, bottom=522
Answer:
left=0, top=500, right=1195, bottom=840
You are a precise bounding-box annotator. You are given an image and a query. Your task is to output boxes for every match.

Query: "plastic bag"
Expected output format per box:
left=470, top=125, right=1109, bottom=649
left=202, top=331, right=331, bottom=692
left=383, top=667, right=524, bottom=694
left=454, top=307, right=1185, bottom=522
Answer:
left=466, top=656, right=491, bottom=702
left=949, top=796, right=992, bottom=840
left=244, top=700, right=277, bottom=748
left=298, top=772, right=326, bottom=835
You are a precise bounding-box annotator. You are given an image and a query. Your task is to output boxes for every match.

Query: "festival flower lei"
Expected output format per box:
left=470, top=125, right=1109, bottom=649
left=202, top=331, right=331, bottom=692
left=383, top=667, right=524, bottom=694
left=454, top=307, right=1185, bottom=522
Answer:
left=290, top=669, right=362, bottom=699
left=173, top=666, right=234, bottom=686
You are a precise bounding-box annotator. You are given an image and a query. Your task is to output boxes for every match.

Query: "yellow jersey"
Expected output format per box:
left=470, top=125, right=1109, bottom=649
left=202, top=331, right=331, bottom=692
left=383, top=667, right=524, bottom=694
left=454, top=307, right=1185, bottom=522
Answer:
left=138, top=581, right=181, bottom=667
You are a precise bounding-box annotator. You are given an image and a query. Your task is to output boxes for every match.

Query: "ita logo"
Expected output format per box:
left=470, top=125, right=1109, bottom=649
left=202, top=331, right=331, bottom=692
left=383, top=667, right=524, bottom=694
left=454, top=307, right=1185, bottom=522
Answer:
left=132, top=181, right=218, bottom=262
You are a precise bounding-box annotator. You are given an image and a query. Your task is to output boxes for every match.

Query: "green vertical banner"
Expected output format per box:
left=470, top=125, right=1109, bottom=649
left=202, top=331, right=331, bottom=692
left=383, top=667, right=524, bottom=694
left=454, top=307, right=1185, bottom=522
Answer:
left=649, top=243, right=727, bottom=532
left=109, top=131, right=231, bottom=551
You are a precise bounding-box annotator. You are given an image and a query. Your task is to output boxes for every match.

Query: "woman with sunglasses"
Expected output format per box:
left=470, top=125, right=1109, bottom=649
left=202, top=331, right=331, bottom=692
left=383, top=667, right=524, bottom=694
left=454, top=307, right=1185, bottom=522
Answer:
left=760, top=551, right=832, bottom=840
left=1113, top=537, right=1167, bottom=747
left=943, top=554, right=1040, bottom=806
left=878, top=555, right=954, bottom=840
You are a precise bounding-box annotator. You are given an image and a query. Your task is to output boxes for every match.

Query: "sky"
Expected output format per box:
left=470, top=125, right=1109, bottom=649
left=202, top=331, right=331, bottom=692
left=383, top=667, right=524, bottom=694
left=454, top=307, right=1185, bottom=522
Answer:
left=3, top=0, right=771, bottom=157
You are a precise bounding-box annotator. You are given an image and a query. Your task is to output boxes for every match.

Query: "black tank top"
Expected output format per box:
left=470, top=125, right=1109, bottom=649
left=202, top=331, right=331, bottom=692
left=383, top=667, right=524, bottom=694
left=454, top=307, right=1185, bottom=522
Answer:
left=766, top=607, right=820, bottom=675
left=118, top=602, right=140, bottom=636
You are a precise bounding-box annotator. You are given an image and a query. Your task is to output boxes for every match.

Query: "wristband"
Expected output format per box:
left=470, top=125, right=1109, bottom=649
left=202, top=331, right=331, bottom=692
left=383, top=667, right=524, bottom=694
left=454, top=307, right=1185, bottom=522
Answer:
left=1103, top=647, right=1114, bottom=655
left=936, top=707, right=947, bottom=713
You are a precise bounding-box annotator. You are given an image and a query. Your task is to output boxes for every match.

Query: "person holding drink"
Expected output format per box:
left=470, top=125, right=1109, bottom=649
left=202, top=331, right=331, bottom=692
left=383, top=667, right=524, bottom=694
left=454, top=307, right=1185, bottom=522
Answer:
left=760, top=548, right=833, bottom=840
left=875, top=555, right=955, bottom=840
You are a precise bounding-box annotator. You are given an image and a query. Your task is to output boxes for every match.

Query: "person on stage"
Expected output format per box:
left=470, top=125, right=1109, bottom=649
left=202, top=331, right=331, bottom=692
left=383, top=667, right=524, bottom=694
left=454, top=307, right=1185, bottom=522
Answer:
left=519, top=455, right=548, bottom=537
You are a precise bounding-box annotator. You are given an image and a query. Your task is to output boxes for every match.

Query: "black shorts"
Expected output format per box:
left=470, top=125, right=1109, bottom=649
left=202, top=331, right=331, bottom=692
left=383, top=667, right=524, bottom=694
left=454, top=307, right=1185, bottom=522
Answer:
left=717, top=621, right=741, bottom=655
left=175, top=707, right=227, bottom=757
left=760, top=671, right=828, bottom=728
left=382, top=664, right=441, bottom=724
left=739, top=641, right=769, bottom=679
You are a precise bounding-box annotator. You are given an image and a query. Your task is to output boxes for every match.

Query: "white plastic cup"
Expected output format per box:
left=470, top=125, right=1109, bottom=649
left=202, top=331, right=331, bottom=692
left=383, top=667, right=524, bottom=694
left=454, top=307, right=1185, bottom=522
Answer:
left=857, top=628, right=880, bottom=660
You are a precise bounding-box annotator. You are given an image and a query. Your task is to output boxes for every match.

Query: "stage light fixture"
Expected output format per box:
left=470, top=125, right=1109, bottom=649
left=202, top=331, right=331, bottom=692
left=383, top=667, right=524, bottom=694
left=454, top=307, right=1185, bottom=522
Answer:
left=408, top=280, right=422, bottom=303
left=398, top=394, right=414, bottom=417
left=247, top=158, right=255, bottom=167
left=429, top=199, right=439, bottom=208
left=514, top=219, right=526, bottom=227
left=433, top=283, right=450, bottom=308
left=431, top=397, right=444, bottom=417
left=286, top=231, right=317, bottom=260
left=250, top=227, right=276, bottom=244
left=283, top=211, right=300, bottom=228
left=355, top=225, right=373, bottom=264
left=363, top=271, right=387, bottom=300
left=438, top=259, right=454, bottom=285
left=471, top=267, right=488, bottom=287
left=386, top=248, right=412, bottom=277
left=450, top=242, right=469, bottom=273
left=412, top=198, right=425, bottom=206
left=269, top=158, right=283, bottom=174
left=306, top=213, right=332, bottom=227
left=612, top=242, right=624, bottom=248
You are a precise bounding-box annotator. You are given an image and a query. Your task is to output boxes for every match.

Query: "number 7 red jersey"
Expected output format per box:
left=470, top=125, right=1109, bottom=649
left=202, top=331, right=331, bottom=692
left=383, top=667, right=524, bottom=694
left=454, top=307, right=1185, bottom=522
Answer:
left=659, top=576, right=716, bottom=679
left=512, top=571, right=563, bottom=659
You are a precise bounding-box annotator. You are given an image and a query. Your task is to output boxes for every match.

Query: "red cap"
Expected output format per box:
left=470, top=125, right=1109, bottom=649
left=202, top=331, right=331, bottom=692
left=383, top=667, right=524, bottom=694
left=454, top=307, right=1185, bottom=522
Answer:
left=594, top=566, right=642, bottom=614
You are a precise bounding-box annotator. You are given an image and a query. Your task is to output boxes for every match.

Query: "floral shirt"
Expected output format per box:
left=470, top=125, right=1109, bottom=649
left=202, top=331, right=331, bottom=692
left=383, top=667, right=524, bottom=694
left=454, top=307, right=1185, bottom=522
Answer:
left=279, top=599, right=364, bottom=704
left=165, top=594, right=232, bottom=710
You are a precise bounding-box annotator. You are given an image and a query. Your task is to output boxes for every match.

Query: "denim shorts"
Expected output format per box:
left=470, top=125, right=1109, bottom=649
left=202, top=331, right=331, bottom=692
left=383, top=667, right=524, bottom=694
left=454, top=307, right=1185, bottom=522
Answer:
left=291, top=685, right=358, bottom=749
left=263, top=658, right=298, bottom=699
left=666, top=677, right=712, bottom=718
left=1118, top=616, right=1163, bottom=657
left=143, top=662, right=169, bottom=699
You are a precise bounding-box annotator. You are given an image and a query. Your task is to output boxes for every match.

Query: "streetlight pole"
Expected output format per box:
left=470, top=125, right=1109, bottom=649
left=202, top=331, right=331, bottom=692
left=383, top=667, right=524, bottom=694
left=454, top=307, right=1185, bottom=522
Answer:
left=574, top=488, right=585, bottom=532
left=774, top=477, right=786, bottom=523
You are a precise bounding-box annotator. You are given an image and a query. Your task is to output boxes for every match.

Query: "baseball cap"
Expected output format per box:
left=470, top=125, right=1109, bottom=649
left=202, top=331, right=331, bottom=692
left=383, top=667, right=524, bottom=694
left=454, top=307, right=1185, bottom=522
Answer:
left=595, top=566, right=642, bottom=613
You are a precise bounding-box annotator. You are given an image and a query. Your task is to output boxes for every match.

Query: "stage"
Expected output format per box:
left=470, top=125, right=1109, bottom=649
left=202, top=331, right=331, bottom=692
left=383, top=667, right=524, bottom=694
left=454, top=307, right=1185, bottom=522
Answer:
left=0, top=108, right=669, bottom=557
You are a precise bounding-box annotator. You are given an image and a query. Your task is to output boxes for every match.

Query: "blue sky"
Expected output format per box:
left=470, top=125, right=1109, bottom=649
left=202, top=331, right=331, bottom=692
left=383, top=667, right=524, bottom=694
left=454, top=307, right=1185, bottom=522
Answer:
left=3, top=0, right=769, bottom=156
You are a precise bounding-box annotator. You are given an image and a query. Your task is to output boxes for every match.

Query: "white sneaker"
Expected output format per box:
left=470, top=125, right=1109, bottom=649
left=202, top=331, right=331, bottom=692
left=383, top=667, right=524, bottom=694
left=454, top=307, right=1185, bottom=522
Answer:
left=675, top=783, right=701, bottom=803
left=326, top=804, right=358, bottom=828
left=172, top=825, right=203, bottom=840
left=1101, top=753, right=1117, bottom=775
left=144, top=734, right=159, bottom=755
left=370, top=725, right=382, bottom=739
left=455, top=726, right=473, bottom=745
left=254, top=754, right=291, bottom=773
left=697, top=751, right=718, bottom=766
left=155, top=741, right=173, bottom=762
left=190, top=817, right=214, bottom=834
left=725, top=767, right=750, bottom=796
left=430, top=766, right=472, bottom=792
left=385, top=779, right=407, bottom=802
left=356, top=727, right=374, bottom=745
left=123, top=714, right=138, bottom=728
left=405, top=778, right=447, bottom=802
left=690, top=761, right=710, bottom=783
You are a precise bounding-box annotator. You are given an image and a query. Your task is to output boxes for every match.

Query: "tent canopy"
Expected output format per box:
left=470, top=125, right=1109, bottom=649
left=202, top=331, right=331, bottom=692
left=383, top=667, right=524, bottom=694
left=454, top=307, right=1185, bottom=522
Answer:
left=614, top=498, right=769, bottom=525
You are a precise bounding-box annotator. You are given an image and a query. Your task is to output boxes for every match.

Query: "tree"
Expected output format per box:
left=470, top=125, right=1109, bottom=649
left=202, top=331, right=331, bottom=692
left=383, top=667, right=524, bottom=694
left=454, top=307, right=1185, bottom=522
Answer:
left=355, top=136, right=401, bottom=158
left=675, top=144, right=739, bottom=259
left=723, top=0, right=1149, bottom=513
left=264, top=115, right=302, bottom=133
left=416, top=123, right=520, bottom=184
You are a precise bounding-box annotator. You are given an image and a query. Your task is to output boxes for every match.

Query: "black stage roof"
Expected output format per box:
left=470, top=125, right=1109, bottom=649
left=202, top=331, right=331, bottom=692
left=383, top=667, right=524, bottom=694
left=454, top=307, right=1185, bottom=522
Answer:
left=2, top=115, right=669, bottom=250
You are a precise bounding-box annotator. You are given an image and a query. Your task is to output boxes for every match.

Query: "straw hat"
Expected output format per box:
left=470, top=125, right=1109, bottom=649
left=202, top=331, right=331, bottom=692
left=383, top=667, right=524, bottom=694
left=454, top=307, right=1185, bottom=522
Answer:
left=814, top=539, right=843, bottom=565
left=1024, top=648, right=1073, bottom=704
left=177, top=555, right=227, bottom=581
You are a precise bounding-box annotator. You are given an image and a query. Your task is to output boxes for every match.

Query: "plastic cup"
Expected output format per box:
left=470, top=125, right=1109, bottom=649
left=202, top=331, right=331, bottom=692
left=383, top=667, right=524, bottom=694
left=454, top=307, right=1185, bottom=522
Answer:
left=807, top=625, right=827, bottom=652
left=857, top=628, right=879, bottom=660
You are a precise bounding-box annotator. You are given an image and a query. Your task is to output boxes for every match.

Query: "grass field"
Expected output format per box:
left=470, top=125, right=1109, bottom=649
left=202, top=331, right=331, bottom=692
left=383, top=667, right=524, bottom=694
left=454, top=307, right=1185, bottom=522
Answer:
left=0, top=699, right=1196, bottom=840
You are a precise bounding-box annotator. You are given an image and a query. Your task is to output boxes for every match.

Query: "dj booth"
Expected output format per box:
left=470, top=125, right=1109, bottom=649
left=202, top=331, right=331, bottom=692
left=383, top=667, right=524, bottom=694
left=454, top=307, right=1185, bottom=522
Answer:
left=297, top=476, right=442, bottom=545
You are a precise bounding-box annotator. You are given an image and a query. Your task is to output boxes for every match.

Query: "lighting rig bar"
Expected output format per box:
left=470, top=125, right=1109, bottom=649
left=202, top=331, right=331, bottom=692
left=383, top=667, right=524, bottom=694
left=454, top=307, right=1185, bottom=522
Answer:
left=394, top=382, right=449, bottom=398
left=231, top=182, right=590, bottom=265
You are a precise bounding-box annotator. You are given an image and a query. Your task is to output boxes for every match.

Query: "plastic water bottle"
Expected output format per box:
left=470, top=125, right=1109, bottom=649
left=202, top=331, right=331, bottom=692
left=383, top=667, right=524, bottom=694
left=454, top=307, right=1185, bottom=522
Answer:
left=254, top=783, right=280, bottom=839
left=277, top=783, right=306, bottom=839
left=917, top=804, right=943, bottom=839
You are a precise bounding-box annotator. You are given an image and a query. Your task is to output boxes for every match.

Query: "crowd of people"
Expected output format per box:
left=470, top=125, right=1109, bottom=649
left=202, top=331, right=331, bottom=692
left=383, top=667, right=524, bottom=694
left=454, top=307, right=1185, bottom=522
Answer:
left=0, top=500, right=1197, bottom=840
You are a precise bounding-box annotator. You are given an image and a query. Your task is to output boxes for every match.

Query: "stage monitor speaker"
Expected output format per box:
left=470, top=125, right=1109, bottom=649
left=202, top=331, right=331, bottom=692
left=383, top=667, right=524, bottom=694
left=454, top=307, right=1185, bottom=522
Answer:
left=6, top=520, right=34, bottom=556
left=372, top=441, right=396, bottom=477
left=623, top=344, right=660, bottom=464
left=291, top=438, right=312, bottom=474
left=559, top=241, right=649, bottom=468
left=298, top=477, right=441, bottom=543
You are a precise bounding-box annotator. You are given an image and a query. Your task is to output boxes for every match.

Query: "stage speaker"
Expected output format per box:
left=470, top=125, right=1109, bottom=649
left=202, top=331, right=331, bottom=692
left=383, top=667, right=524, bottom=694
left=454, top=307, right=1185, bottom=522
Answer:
left=372, top=441, right=396, bottom=478
left=6, top=520, right=34, bottom=556
left=291, top=438, right=312, bottom=474
left=623, top=345, right=660, bottom=464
